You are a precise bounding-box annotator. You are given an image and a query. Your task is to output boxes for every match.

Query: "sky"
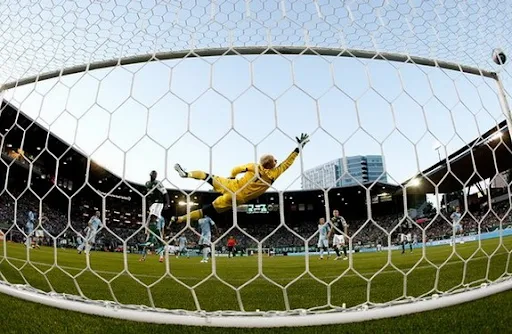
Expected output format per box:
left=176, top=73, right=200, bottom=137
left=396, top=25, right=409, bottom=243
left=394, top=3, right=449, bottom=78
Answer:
left=0, top=0, right=511, bottom=195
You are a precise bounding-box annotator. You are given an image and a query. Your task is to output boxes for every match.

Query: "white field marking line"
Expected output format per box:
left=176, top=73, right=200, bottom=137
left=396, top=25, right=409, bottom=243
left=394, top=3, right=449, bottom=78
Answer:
left=1, top=253, right=504, bottom=282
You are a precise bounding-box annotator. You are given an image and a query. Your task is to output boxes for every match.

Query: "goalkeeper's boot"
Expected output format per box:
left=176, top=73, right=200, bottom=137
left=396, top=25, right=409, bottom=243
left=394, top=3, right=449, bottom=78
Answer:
left=174, top=164, right=188, bottom=178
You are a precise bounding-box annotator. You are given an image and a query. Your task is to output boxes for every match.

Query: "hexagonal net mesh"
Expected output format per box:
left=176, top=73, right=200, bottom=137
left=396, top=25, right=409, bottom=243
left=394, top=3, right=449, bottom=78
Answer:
left=0, top=0, right=512, bottom=328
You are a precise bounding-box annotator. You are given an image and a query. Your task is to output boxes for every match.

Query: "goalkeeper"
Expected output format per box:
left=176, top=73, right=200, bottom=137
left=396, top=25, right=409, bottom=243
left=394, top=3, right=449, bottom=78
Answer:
left=171, top=133, right=309, bottom=224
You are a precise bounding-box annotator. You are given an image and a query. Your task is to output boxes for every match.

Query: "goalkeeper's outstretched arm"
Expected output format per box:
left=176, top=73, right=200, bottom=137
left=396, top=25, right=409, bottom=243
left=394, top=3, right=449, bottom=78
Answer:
left=269, top=133, right=310, bottom=179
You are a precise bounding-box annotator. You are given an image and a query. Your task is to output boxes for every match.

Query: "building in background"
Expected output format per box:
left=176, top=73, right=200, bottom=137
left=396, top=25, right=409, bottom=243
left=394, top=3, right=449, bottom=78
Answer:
left=301, top=155, right=387, bottom=190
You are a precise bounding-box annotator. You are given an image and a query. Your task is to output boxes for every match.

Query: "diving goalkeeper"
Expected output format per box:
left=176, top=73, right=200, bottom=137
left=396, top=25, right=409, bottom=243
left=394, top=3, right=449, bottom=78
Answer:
left=171, top=133, right=309, bottom=224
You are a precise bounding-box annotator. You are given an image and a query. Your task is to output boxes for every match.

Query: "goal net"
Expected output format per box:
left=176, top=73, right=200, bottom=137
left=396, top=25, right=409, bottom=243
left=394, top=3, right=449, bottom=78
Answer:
left=0, top=0, right=512, bottom=328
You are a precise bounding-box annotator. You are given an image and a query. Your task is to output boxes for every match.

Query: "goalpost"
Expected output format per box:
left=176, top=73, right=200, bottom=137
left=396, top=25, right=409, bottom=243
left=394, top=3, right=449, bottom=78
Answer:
left=0, top=0, right=512, bottom=328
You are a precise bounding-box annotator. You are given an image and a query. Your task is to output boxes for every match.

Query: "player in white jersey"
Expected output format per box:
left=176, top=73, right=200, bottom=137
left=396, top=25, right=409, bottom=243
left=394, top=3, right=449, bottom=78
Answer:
left=145, top=171, right=170, bottom=226
left=328, top=210, right=349, bottom=260
left=317, top=218, right=330, bottom=260
left=78, top=211, right=102, bottom=254
left=450, top=206, right=464, bottom=245
left=376, top=237, right=383, bottom=252
left=176, top=235, right=189, bottom=258
left=197, top=216, right=218, bottom=263
left=26, top=210, right=35, bottom=249
left=399, top=227, right=413, bottom=254
left=412, top=234, right=418, bottom=245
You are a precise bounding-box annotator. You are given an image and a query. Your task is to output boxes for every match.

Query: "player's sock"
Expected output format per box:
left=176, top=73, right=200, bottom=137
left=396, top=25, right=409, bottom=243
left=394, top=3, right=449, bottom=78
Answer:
left=409, top=243, right=412, bottom=252
left=319, top=248, right=324, bottom=258
left=401, top=242, right=405, bottom=253
left=155, top=246, right=164, bottom=256
left=334, top=247, right=340, bottom=257
left=188, top=170, right=208, bottom=181
left=342, top=246, right=347, bottom=257
left=202, top=247, right=209, bottom=261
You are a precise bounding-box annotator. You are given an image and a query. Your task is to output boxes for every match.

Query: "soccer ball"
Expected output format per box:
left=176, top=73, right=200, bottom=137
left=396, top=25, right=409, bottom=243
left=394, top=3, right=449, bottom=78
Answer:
left=492, top=48, right=507, bottom=65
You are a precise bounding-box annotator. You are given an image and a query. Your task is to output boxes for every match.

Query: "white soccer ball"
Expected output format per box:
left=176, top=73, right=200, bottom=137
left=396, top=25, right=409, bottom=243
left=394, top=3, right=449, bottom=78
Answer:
left=492, top=48, right=507, bottom=65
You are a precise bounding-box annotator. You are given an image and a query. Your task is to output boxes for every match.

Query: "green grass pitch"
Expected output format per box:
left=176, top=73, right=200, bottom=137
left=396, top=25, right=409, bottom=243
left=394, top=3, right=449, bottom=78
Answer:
left=0, top=237, right=511, bottom=333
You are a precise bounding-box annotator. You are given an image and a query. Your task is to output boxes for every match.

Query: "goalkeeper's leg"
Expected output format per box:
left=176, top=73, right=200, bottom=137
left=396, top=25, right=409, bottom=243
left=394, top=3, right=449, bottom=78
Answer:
left=401, top=241, right=405, bottom=254
left=172, top=196, right=232, bottom=223
left=174, top=165, right=212, bottom=183
left=174, top=164, right=238, bottom=195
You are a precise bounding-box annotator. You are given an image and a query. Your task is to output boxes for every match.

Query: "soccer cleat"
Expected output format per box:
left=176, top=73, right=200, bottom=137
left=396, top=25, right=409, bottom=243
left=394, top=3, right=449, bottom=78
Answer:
left=174, top=163, right=188, bottom=178
left=343, top=257, right=348, bottom=260
left=159, top=257, right=164, bottom=263
left=334, top=257, right=340, bottom=261
left=139, top=258, right=145, bottom=262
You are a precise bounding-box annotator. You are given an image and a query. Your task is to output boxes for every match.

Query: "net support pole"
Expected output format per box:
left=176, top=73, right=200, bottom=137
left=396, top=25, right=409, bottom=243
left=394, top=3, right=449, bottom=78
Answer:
left=495, top=73, right=512, bottom=139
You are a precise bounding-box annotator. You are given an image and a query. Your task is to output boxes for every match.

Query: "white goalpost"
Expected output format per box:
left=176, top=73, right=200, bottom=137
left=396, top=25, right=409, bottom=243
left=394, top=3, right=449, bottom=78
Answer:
left=0, top=0, right=512, bottom=328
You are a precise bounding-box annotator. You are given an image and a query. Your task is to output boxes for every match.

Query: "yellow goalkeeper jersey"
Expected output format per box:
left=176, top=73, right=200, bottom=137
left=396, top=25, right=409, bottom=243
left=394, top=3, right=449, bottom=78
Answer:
left=228, top=150, right=299, bottom=201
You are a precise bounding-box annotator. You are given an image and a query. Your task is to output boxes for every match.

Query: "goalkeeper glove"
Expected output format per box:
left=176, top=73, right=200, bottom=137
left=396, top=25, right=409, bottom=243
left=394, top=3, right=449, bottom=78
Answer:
left=295, top=133, right=309, bottom=152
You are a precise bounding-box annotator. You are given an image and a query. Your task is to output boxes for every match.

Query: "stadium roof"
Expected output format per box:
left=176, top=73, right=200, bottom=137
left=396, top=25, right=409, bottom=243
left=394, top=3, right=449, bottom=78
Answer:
left=3, top=98, right=509, bottom=201
left=403, top=120, right=512, bottom=195
left=0, top=100, right=399, bottom=199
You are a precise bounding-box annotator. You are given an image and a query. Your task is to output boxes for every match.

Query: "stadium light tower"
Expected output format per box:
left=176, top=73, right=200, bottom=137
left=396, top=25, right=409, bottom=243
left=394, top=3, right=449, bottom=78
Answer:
left=407, top=178, right=421, bottom=188
left=178, top=201, right=198, bottom=207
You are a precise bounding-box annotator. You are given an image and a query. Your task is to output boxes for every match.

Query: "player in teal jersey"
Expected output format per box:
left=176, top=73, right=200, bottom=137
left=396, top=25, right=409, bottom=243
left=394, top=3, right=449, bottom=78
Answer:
left=139, top=216, right=166, bottom=262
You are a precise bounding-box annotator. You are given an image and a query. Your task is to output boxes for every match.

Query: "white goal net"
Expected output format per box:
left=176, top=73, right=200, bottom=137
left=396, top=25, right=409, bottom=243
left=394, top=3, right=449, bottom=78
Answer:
left=0, top=0, right=512, bottom=328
